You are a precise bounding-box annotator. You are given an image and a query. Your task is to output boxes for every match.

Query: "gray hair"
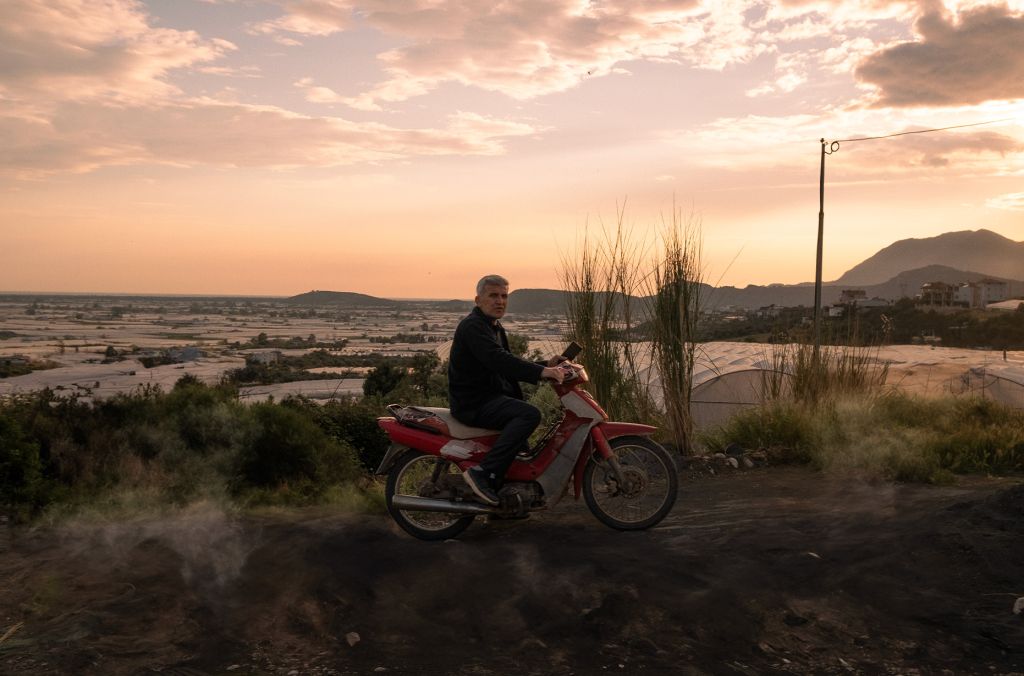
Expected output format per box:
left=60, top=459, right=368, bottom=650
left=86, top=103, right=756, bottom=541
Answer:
left=476, top=274, right=509, bottom=296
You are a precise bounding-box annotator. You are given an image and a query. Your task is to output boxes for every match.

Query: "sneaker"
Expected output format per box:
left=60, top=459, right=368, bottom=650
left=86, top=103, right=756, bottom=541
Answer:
left=462, top=468, right=499, bottom=506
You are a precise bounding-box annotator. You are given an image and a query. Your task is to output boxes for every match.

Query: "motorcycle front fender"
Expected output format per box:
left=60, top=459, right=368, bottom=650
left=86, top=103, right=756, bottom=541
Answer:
left=570, top=422, right=658, bottom=497
left=598, top=421, right=658, bottom=439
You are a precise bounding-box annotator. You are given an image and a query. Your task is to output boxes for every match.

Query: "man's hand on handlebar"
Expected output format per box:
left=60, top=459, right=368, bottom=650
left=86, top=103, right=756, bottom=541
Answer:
left=542, top=362, right=581, bottom=384
left=541, top=365, right=566, bottom=383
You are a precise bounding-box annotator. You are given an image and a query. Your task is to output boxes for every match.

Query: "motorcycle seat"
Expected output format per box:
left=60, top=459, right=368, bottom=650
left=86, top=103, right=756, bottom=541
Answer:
left=400, top=406, right=500, bottom=439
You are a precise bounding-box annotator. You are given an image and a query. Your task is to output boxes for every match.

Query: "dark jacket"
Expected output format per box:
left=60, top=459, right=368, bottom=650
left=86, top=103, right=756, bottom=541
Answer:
left=447, top=306, right=544, bottom=420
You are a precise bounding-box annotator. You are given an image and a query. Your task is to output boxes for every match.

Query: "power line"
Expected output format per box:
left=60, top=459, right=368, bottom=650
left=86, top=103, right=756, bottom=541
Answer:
left=832, top=117, right=1014, bottom=144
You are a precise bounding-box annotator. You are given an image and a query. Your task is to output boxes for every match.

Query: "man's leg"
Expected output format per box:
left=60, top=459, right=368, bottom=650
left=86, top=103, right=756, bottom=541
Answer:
left=470, top=396, right=542, bottom=488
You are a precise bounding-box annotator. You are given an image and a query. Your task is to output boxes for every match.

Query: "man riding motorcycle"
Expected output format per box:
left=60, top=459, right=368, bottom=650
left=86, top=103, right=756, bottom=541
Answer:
left=448, top=274, right=567, bottom=505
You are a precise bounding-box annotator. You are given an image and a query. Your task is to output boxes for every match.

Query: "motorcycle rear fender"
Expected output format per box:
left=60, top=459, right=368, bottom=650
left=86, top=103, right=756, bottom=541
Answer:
left=375, top=443, right=411, bottom=475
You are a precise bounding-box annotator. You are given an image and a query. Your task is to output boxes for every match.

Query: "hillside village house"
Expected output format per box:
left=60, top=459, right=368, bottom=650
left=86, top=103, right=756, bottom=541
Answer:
left=919, top=281, right=957, bottom=307
left=955, top=279, right=1009, bottom=308
left=919, top=279, right=1009, bottom=308
left=828, top=289, right=890, bottom=317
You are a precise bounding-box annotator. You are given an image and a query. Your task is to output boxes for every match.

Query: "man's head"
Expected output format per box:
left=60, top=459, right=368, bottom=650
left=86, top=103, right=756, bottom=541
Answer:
left=475, top=274, right=510, bottom=320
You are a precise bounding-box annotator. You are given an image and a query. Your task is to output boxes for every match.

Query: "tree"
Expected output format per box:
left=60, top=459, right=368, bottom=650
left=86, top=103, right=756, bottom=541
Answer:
left=363, top=362, right=406, bottom=398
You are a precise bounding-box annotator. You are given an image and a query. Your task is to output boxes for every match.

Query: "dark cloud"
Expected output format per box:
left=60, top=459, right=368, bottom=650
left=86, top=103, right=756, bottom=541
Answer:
left=856, top=4, right=1024, bottom=106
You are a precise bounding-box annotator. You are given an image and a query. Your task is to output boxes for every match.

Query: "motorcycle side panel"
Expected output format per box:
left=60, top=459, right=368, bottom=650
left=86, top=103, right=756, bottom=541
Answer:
left=533, top=422, right=598, bottom=508
left=377, top=417, right=498, bottom=455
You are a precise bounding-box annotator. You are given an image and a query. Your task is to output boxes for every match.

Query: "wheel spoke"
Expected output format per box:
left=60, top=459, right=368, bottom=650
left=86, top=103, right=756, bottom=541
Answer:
left=588, top=442, right=674, bottom=525
left=393, top=456, right=466, bottom=532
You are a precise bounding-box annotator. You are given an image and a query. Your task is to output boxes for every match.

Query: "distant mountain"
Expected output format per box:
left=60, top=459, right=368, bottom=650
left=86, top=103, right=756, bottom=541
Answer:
left=291, top=229, right=1023, bottom=313
left=508, top=289, right=569, bottom=315
left=835, top=229, right=1024, bottom=286
left=287, top=290, right=399, bottom=308
left=860, top=264, right=1020, bottom=299
left=508, top=289, right=651, bottom=316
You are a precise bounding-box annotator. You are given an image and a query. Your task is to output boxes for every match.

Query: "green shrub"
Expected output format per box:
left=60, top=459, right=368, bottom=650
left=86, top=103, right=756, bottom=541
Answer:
left=363, top=362, right=406, bottom=397
left=701, top=400, right=821, bottom=464
left=0, top=379, right=373, bottom=518
left=290, top=396, right=391, bottom=471
left=0, top=415, right=51, bottom=515
left=233, top=403, right=360, bottom=502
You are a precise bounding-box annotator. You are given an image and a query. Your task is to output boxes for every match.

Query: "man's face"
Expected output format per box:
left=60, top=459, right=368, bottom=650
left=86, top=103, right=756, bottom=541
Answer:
left=475, top=284, right=509, bottom=320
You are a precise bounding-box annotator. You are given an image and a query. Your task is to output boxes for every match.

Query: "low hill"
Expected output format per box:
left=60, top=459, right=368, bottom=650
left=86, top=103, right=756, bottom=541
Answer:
left=835, top=229, right=1024, bottom=286
left=286, top=290, right=399, bottom=308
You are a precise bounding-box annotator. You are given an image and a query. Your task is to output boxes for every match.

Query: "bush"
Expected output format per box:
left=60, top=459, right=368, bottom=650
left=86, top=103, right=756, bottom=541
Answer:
left=287, top=396, right=391, bottom=472
left=0, top=379, right=373, bottom=519
left=0, top=415, right=51, bottom=515
left=363, top=362, right=406, bottom=397
left=233, top=403, right=360, bottom=502
left=701, top=400, right=821, bottom=464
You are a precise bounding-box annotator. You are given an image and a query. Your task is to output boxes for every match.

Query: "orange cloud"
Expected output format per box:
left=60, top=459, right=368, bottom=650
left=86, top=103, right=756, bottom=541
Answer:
left=2, top=100, right=540, bottom=178
left=0, top=0, right=233, bottom=107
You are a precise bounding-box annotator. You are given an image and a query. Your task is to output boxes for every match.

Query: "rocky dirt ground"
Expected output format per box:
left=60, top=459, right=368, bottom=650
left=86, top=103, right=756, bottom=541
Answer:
left=1, top=467, right=1023, bottom=675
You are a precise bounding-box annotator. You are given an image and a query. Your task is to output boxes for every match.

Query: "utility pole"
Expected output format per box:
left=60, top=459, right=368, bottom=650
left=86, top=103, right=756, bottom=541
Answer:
left=814, top=139, right=836, bottom=360
left=812, top=119, right=1005, bottom=361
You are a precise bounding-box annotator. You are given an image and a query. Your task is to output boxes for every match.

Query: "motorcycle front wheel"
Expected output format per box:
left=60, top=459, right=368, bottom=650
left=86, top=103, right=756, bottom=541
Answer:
left=583, top=435, right=678, bottom=530
left=385, top=450, right=475, bottom=541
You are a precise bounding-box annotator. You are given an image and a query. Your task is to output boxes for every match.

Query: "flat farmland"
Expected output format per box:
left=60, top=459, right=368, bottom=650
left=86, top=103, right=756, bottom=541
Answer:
left=0, top=295, right=567, bottom=402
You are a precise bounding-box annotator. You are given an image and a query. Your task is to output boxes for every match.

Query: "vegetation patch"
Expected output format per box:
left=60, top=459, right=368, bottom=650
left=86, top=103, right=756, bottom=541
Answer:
left=0, top=358, right=61, bottom=379
left=701, top=393, right=1024, bottom=483
left=0, top=377, right=372, bottom=522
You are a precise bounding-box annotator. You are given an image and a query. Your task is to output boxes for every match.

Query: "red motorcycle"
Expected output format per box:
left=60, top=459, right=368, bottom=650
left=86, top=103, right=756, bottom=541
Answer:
left=375, top=361, right=678, bottom=540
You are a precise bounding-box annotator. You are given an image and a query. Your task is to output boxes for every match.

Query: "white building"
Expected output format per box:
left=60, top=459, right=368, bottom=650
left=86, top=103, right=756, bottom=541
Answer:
left=956, top=279, right=1009, bottom=308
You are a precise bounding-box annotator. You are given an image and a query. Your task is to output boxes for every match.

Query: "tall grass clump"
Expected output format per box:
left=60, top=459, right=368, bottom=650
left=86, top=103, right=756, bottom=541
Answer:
left=773, top=341, right=889, bottom=406
left=559, top=206, right=659, bottom=425
left=560, top=203, right=706, bottom=453
left=645, top=209, right=703, bottom=453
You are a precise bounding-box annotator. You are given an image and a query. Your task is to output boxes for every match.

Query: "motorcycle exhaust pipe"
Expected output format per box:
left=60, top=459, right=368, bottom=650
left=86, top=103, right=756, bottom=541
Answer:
left=391, top=495, right=495, bottom=515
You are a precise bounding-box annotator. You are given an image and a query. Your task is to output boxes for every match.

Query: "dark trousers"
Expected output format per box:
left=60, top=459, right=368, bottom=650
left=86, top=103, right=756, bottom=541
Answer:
left=462, top=396, right=541, bottom=487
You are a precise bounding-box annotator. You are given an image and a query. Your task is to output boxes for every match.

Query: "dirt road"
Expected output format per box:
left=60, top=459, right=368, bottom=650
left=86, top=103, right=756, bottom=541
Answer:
left=2, top=467, right=1023, bottom=675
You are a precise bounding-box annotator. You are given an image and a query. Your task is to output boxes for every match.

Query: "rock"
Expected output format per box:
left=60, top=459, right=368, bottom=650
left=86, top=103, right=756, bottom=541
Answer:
left=226, top=666, right=240, bottom=672
left=373, top=668, right=388, bottom=673
left=627, top=637, right=659, bottom=656
left=742, top=457, right=755, bottom=469
left=712, top=452, right=727, bottom=460
left=1014, top=597, right=1024, bottom=615
left=726, top=457, right=739, bottom=469
left=346, top=632, right=361, bottom=647
left=725, top=442, right=745, bottom=457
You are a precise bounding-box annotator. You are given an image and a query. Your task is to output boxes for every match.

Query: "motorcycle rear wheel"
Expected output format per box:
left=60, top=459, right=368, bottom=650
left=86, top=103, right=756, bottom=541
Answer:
left=385, top=450, right=475, bottom=541
left=583, top=435, right=678, bottom=530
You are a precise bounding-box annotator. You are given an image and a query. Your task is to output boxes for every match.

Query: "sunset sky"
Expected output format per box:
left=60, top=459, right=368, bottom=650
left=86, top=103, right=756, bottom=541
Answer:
left=2, top=0, right=1023, bottom=298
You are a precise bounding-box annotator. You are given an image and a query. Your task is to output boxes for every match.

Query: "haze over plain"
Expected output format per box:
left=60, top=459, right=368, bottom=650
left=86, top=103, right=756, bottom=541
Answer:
left=2, top=0, right=1023, bottom=297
